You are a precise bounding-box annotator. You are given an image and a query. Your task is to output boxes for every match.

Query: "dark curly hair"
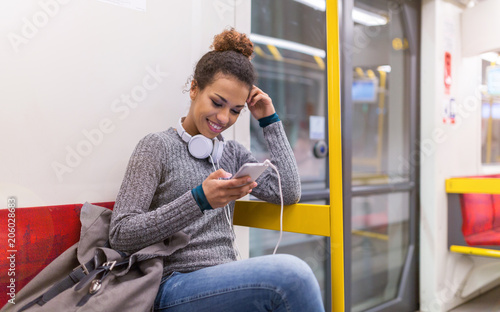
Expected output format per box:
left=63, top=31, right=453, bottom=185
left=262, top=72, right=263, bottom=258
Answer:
left=192, top=28, right=256, bottom=92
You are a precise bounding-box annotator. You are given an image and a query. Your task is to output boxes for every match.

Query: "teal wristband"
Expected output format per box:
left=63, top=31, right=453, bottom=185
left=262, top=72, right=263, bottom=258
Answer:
left=191, top=184, right=213, bottom=212
left=258, top=113, right=280, bottom=127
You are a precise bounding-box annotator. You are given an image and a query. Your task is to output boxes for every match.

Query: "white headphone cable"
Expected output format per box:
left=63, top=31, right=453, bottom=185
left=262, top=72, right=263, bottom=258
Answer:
left=263, top=160, right=283, bottom=255
left=209, top=154, right=241, bottom=260
left=208, top=155, right=231, bottom=225
left=216, top=157, right=233, bottom=227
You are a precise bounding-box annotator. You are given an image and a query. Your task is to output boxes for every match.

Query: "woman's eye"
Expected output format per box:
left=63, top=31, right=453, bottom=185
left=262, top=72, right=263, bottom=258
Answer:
left=211, top=100, right=222, bottom=107
left=231, top=110, right=241, bottom=115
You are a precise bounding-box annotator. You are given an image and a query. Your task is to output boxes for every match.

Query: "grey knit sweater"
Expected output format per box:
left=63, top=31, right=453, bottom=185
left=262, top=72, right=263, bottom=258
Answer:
left=109, top=121, right=300, bottom=276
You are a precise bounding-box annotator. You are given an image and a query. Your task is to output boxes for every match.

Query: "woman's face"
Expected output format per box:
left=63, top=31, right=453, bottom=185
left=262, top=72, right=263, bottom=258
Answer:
left=183, top=74, right=249, bottom=139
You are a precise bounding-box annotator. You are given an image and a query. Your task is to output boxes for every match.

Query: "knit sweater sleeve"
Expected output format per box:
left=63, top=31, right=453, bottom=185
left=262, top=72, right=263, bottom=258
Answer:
left=109, top=133, right=202, bottom=253
left=235, top=121, right=301, bottom=205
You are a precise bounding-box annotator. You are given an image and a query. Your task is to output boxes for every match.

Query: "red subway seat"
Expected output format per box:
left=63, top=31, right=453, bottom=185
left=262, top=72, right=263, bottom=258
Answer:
left=460, top=174, right=500, bottom=246
left=0, top=202, right=114, bottom=307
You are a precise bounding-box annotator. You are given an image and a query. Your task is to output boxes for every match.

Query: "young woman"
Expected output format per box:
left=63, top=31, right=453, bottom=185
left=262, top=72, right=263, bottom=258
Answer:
left=109, top=29, right=324, bottom=312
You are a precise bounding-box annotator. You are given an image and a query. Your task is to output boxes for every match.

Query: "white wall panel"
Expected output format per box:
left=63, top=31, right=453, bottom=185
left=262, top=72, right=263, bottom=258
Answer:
left=462, top=0, right=500, bottom=57
left=0, top=0, right=251, bottom=208
left=420, top=0, right=498, bottom=310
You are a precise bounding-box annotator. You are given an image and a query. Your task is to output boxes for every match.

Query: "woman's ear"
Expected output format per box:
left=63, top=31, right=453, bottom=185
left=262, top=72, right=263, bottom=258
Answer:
left=190, top=80, right=198, bottom=101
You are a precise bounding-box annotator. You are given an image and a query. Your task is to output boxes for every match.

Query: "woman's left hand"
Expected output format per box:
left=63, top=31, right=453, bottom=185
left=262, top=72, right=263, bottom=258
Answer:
left=246, top=85, right=276, bottom=120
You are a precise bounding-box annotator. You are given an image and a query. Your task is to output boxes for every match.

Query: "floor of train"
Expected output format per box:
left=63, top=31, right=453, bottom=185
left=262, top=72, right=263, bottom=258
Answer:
left=450, top=285, right=500, bottom=311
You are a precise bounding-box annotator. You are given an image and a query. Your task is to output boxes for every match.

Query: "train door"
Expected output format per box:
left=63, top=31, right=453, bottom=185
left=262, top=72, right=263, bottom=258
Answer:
left=342, top=0, right=420, bottom=311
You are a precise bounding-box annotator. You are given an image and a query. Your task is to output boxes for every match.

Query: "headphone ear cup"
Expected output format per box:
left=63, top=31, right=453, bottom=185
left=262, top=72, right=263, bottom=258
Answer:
left=188, top=135, right=214, bottom=159
left=211, top=140, right=225, bottom=164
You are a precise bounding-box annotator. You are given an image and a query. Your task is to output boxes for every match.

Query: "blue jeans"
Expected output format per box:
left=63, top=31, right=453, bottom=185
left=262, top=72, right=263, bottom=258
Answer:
left=154, top=254, right=324, bottom=312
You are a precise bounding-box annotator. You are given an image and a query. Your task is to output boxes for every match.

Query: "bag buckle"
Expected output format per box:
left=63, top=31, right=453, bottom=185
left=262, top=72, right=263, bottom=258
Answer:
left=73, top=263, right=89, bottom=275
left=89, top=279, right=102, bottom=294
left=102, top=260, right=117, bottom=271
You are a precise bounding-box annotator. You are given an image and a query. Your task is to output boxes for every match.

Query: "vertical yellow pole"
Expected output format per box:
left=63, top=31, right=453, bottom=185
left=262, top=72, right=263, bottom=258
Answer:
left=486, top=95, right=493, bottom=163
left=326, top=0, right=345, bottom=311
left=376, top=71, right=387, bottom=174
left=486, top=60, right=496, bottom=163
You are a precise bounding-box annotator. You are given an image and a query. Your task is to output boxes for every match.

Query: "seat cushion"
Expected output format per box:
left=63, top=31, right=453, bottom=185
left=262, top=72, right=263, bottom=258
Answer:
left=464, top=229, right=500, bottom=246
left=492, top=195, right=500, bottom=229
left=461, top=193, right=494, bottom=237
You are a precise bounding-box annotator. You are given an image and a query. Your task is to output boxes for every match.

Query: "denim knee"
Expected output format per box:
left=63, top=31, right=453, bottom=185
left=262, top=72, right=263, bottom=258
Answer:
left=270, top=254, right=318, bottom=291
left=154, top=255, right=324, bottom=312
left=258, top=254, right=323, bottom=311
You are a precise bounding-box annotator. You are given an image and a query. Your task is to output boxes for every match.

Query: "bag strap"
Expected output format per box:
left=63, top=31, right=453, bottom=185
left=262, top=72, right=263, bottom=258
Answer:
left=75, top=258, right=130, bottom=307
left=75, top=258, right=129, bottom=292
left=18, top=258, right=96, bottom=311
left=18, top=240, right=115, bottom=311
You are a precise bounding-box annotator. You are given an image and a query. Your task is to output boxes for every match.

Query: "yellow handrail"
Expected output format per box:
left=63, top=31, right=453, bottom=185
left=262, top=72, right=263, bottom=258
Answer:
left=352, top=230, right=389, bottom=241
left=486, top=95, right=494, bottom=163
left=450, top=245, right=500, bottom=258
left=445, top=177, right=500, bottom=194
left=234, top=201, right=330, bottom=237
left=326, top=0, right=345, bottom=310
left=376, top=70, right=387, bottom=174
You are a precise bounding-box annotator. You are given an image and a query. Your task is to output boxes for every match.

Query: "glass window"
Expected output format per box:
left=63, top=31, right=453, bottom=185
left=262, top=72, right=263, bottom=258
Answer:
left=351, top=192, right=410, bottom=311
left=349, top=1, right=416, bottom=310
left=481, top=57, right=500, bottom=164
left=250, top=0, right=328, bottom=192
left=250, top=1, right=329, bottom=308
left=351, top=0, right=411, bottom=186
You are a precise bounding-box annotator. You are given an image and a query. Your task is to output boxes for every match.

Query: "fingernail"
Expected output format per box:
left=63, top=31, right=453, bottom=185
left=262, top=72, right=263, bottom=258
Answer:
left=247, top=178, right=252, bottom=182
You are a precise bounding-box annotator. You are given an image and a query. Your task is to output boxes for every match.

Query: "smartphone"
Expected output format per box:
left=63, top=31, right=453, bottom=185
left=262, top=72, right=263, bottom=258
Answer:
left=232, top=161, right=270, bottom=184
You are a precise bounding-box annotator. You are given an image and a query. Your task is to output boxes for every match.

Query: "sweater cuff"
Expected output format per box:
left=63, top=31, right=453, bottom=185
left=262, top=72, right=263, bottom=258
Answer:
left=258, top=113, right=280, bottom=128
left=191, top=184, right=213, bottom=212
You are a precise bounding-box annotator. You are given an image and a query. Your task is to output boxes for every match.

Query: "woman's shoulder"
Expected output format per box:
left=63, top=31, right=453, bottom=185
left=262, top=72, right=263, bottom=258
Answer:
left=134, top=128, right=180, bottom=152
left=224, top=138, right=246, bottom=152
left=223, top=138, right=252, bottom=162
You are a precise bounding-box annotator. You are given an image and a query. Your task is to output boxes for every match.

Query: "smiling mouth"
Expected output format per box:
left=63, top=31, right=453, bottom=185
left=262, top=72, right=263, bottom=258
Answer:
left=207, top=120, right=223, bottom=132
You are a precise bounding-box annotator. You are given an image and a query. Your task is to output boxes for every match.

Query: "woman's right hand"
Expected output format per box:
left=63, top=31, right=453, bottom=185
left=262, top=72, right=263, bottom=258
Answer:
left=202, top=169, right=257, bottom=209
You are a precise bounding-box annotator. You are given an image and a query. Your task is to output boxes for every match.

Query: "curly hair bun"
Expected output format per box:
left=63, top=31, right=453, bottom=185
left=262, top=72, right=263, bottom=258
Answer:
left=211, top=28, right=254, bottom=59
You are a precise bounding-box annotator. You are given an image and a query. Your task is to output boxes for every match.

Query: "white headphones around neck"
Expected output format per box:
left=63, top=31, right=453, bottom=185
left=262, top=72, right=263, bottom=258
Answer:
left=176, top=117, right=225, bottom=164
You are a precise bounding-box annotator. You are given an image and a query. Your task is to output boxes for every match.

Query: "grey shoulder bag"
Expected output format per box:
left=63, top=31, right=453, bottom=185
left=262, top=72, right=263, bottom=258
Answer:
left=1, top=202, right=189, bottom=312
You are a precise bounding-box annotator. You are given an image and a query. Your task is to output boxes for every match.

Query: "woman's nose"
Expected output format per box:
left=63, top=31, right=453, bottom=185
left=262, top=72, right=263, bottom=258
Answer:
left=217, top=109, right=230, bottom=125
